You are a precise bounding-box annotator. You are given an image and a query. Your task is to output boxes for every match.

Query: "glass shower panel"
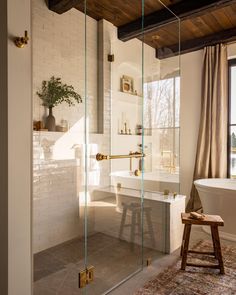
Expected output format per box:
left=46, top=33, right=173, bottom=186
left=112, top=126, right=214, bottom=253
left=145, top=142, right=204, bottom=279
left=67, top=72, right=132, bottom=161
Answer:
left=32, top=1, right=86, bottom=293
left=84, top=1, right=145, bottom=294
left=142, top=1, right=181, bottom=258
left=32, top=0, right=181, bottom=294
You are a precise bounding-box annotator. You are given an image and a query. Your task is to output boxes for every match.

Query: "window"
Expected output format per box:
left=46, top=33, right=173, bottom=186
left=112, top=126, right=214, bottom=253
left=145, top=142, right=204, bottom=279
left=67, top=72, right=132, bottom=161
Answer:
left=144, top=76, right=180, bottom=173
left=228, top=59, right=236, bottom=178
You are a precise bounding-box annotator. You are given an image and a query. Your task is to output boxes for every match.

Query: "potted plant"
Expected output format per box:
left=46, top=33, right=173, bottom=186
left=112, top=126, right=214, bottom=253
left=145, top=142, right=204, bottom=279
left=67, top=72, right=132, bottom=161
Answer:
left=37, top=76, right=82, bottom=131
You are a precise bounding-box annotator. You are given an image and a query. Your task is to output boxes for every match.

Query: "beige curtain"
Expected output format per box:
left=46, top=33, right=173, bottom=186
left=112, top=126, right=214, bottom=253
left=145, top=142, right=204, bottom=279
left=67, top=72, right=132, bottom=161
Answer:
left=186, top=44, right=228, bottom=212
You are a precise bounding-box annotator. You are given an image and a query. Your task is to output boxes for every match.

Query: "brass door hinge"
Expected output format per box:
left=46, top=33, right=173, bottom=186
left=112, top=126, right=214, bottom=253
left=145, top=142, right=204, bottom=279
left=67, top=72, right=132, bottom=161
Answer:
left=78, top=266, right=95, bottom=288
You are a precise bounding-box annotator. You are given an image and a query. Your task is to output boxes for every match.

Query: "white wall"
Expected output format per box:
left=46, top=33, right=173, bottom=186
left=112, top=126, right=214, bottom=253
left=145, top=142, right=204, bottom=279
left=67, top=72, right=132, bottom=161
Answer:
left=228, top=43, right=236, bottom=58
left=179, top=50, right=203, bottom=201
left=8, top=0, right=32, bottom=294
left=111, top=29, right=159, bottom=172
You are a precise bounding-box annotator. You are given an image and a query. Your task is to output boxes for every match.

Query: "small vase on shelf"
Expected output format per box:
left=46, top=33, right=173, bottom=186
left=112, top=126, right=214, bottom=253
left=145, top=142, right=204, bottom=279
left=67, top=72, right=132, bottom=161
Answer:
left=45, top=107, right=56, bottom=131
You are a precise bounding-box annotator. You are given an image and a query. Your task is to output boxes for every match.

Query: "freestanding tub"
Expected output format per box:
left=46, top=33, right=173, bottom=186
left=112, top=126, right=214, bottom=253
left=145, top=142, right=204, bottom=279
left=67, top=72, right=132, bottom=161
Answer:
left=111, top=170, right=179, bottom=192
left=194, top=178, right=236, bottom=241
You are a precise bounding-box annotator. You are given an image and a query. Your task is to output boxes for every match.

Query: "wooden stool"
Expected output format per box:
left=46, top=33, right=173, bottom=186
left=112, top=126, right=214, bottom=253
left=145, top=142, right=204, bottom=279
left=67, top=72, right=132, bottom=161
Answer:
left=180, top=213, right=225, bottom=274
left=119, top=202, right=155, bottom=248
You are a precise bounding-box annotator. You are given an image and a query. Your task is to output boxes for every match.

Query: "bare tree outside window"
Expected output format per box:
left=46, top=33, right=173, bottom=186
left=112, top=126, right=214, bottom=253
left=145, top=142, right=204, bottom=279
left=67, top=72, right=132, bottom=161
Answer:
left=144, top=77, right=180, bottom=173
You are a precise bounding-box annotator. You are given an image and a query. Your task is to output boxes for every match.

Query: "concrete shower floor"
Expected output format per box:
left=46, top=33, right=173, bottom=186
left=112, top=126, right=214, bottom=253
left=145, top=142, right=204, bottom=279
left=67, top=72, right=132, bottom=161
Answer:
left=34, top=232, right=163, bottom=295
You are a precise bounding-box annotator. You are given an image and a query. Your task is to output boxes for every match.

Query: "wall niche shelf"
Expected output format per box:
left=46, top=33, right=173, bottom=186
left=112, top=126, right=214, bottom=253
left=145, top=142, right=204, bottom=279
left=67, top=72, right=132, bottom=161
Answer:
left=119, top=90, right=142, bottom=97
left=117, top=91, right=143, bottom=105
left=34, top=130, right=66, bottom=133
left=117, top=133, right=152, bottom=137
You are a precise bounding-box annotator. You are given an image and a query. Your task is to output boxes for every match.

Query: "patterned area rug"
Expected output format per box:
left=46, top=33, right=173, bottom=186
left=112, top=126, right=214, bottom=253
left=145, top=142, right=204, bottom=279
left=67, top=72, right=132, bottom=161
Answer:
left=135, top=240, right=236, bottom=295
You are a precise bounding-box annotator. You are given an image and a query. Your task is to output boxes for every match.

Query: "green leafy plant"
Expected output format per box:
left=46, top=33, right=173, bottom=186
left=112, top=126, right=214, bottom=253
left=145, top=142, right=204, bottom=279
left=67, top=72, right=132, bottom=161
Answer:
left=36, top=76, right=82, bottom=108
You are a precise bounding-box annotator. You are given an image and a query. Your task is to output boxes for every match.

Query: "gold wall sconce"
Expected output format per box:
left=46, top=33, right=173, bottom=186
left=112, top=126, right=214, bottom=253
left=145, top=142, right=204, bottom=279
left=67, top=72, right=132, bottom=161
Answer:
left=14, top=31, right=29, bottom=48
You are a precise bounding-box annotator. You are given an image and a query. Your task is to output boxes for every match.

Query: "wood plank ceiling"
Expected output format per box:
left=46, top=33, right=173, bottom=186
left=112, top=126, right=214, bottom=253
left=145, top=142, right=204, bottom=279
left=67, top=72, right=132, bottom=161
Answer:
left=48, top=0, right=236, bottom=59
left=74, top=0, right=181, bottom=27
left=144, top=3, right=236, bottom=48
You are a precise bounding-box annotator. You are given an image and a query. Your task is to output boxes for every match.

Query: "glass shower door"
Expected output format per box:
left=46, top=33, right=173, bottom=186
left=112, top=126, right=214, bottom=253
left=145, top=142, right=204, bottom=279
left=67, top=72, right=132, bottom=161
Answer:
left=83, top=1, right=145, bottom=294
left=83, top=1, right=181, bottom=294
left=32, top=0, right=180, bottom=294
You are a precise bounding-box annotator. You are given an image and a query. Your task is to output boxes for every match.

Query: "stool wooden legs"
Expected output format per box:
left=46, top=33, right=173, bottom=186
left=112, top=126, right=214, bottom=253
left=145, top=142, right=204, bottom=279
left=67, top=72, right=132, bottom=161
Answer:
left=211, top=226, right=225, bottom=274
left=180, top=224, right=225, bottom=274
left=211, top=225, right=217, bottom=259
left=181, top=224, right=191, bottom=270
left=180, top=224, right=187, bottom=257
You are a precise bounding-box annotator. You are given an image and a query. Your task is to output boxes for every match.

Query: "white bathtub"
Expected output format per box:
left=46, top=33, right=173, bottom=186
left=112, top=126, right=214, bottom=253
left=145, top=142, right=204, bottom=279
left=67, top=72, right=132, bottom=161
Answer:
left=111, top=170, right=179, bottom=192
left=194, top=178, right=236, bottom=241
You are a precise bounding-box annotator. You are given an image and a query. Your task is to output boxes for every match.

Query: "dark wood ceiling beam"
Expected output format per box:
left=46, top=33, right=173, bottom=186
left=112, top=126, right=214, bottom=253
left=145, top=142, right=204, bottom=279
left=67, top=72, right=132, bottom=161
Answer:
left=47, top=0, right=82, bottom=14
left=118, top=0, right=236, bottom=41
left=156, top=27, right=236, bottom=59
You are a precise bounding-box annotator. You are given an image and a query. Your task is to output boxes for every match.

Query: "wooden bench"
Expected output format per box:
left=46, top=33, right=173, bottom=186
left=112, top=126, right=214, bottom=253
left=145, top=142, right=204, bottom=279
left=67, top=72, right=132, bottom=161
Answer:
left=180, top=213, right=225, bottom=274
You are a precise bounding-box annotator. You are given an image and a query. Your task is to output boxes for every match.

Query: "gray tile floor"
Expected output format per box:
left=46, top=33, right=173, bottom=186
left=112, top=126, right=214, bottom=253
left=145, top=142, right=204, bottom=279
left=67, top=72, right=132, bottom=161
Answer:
left=34, top=232, right=163, bottom=295
left=34, top=227, right=236, bottom=295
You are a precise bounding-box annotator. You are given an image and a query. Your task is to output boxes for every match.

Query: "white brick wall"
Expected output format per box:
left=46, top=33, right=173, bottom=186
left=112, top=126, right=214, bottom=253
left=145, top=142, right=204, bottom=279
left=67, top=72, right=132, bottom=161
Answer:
left=32, top=3, right=112, bottom=253
left=32, top=0, right=98, bottom=133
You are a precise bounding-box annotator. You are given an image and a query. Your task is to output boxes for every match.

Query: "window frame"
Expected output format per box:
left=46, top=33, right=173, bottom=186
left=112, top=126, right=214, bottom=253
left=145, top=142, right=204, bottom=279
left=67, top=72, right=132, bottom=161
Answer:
left=228, top=58, right=236, bottom=178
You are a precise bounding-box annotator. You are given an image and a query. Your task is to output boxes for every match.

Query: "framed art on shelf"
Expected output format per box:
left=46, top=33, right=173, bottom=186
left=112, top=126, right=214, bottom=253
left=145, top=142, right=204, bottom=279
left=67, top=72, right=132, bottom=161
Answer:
left=120, top=75, right=134, bottom=94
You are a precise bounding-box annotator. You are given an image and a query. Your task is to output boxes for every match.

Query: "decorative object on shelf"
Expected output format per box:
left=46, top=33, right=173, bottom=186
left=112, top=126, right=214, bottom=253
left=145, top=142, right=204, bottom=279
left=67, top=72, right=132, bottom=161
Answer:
left=33, top=120, right=46, bottom=131
left=46, top=107, right=56, bottom=131
left=37, top=76, right=82, bottom=131
left=124, top=122, right=128, bottom=134
left=136, top=124, right=143, bottom=135
left=56, top=119, right=69, bottom=132
left=120, top=75, right=134, bottom=94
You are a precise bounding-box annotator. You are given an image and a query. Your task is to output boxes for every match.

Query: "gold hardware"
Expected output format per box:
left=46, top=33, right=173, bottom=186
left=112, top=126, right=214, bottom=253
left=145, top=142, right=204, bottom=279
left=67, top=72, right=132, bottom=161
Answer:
left=134, top=169, right=141, bottom=176
left=173, top=192, right=177, bottom=198
left=130, top=151, right=133, bottom=171
left=163, top=189, right=169, bottom=196
left=108, top=54, right=114, bottom=62
left=96, top=151, right=145, bottom=161
left=117, top=183, right=122, bottom=192
left=14, top=31, right=29, bottom=48
left=78, top=266, right=94, bottom=288
left=146, top=258, right=152, bottom=266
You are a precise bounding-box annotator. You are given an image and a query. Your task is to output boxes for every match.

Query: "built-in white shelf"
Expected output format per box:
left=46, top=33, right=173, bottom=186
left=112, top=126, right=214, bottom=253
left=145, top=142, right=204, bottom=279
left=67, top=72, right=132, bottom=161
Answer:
left=116, top=91, right=143, bottom=105
left=117, top=133, right=152, bottom=137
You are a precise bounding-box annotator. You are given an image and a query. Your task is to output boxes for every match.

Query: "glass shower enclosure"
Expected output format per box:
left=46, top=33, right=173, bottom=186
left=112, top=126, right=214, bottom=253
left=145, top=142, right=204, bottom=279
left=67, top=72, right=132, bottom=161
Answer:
left=32, top=0, right=180, bottom=294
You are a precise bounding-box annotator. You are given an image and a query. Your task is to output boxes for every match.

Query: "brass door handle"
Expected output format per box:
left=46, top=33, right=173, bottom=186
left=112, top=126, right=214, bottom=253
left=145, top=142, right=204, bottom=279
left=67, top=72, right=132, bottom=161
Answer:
left=96, top=152, right=145, bottom=161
